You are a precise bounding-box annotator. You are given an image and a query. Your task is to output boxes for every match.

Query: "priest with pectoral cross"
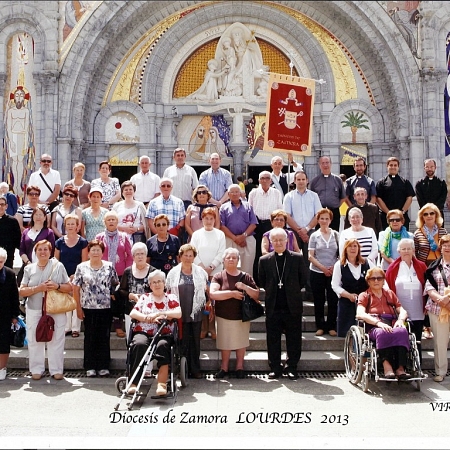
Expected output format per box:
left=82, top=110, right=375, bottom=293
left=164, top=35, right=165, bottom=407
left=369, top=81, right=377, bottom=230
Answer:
left=258, top=227, right=305, bottom=380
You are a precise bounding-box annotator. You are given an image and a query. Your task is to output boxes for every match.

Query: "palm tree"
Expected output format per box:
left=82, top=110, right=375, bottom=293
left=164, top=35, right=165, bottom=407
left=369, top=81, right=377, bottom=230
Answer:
left=341, top=111, right=370, bottom=143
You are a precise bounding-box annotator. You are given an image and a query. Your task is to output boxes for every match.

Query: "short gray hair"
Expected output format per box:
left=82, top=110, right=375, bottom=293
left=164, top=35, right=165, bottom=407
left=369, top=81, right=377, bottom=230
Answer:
left=0, top=182, right=8, bottom=190
left=397, top=238, right=414, bottom=252
left=223, top=247, right=240, bottom=261
left=148, top=269, right=166, bottom=283
left=131, top=242, right=148, bottom=256
left=227, top=183, right=241, bottom=193
left=269, top=227, right=287, bottom=241
left=0, top=247, right=7, bottom=260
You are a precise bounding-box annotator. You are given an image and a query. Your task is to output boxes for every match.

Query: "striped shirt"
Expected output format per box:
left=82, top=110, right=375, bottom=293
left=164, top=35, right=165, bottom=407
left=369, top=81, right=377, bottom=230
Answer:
left=248, top=186, right=282, bottom=221
left=198, top=167, right=232, bottom=202
left=413, top=227, right=447, bottom=263
left=339, top=227, right=378, bottom=262
left=424, top=263, right=450, bottom=316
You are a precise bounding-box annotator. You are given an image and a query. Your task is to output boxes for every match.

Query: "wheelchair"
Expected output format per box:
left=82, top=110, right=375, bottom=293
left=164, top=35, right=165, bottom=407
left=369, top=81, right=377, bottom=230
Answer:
left=114, top=318, right=188, bottom=411
left=344, top=319, right=427, bottom=393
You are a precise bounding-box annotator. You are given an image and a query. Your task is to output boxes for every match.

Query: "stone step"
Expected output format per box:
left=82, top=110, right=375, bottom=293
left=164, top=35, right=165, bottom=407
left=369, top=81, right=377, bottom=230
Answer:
left=9, top=347, right=446, bottom=373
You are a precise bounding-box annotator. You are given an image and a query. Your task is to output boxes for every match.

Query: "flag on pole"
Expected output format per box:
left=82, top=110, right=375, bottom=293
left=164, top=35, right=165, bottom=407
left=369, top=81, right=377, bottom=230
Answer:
left=264, top=73, right=315, bottom=156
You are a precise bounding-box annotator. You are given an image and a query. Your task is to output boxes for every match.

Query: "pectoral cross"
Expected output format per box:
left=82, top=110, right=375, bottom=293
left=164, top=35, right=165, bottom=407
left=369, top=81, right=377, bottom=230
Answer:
left=278, top=280, right=283, bottom=289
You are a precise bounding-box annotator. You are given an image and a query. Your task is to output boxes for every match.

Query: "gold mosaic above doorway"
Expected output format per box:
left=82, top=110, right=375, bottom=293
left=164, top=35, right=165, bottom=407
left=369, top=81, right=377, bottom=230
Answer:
left=173, top=38, right=299, bottom=98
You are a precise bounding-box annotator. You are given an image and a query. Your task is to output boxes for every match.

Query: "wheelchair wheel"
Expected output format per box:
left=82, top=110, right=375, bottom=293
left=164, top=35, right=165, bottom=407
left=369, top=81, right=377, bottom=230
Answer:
left=344, top=325, right=364, bottom=384
left=115, top=376, right=127, bottom=394
left=179, top=356, right=188, bottom=387
left=361, top=371, right=369, bottom=393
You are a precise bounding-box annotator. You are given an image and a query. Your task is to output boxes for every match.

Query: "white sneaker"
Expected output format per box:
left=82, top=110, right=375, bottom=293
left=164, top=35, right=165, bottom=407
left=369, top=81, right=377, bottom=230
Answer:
left=86, top=369, right=97, bottom=377
left=98, top=369, right=110, bottom=377
left=0, top=368, right=6, bottom=380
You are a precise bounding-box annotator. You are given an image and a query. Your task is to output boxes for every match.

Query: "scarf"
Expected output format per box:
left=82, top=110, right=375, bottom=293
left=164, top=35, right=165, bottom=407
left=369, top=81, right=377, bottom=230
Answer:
left=381, top=225, right=411, bottom=258
left=105, top=230, right=119, bottom=264
left=423, top=225, right=438, bottom=252
left=165, top=263, right=208, bottom=319
left=0, top=267, right=5, bottom=284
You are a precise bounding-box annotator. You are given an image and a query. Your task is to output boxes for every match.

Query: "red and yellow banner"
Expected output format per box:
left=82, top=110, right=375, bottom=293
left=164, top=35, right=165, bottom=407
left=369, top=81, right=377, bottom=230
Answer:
left=264, top=73, right=315, bottom=156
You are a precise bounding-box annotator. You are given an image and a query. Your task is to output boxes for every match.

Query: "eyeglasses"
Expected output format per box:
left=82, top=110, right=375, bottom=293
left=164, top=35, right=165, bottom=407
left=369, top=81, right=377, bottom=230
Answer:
left=150, top=280, right=164, bottom=285
left=64, top=193, right=76, bottom=198
left=388, top=218, right=402, bottom=223
left=40, top=159, right=52, bottom=163
left=224, top=256, right=238, bottom=260
left=271, top=239, right=287, bottom=243
left=28, top=193, right=40, bottom=197
left=155, top=223, right=167, bottom=227
left=160, top=184, right=172, bottom=188
left=197, top=190, right=208, bottom=195
left=368, top=276, right=385, bottom=281
left=0, top=203, right=6, bottom=207
left=423, top=212, right=436, bottom=217
left=259, top=177, right=271, bottom=180
left=272, top=217, right=285, bottom=222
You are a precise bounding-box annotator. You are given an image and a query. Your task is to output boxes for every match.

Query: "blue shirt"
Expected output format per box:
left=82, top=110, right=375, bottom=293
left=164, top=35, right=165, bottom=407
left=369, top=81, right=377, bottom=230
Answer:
left=346, top=174, right=377, bottom=204
left=283, top=189, right=322, bottom=227
left=219, top=200, right=258, bottom=235
left=199, top=168, right=232, bottom=202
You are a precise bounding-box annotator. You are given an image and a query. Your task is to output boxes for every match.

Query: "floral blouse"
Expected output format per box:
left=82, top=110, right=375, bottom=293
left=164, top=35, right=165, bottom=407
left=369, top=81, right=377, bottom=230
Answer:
left=132, top=293, right=180, bottom=336
left=72, top=261, right=119, bottom=309
left=91, top=178, right=120, bottom=204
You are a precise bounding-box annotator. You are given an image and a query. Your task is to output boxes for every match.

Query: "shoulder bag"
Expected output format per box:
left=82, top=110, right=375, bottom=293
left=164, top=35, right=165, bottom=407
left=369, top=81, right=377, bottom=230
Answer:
left=45, top=261, right=77, bottom=315
left=36, top=293, right=55, bottom=342
left=239, top=272, right=264, bottom=322
left=10, top=316, right=27, bottom=347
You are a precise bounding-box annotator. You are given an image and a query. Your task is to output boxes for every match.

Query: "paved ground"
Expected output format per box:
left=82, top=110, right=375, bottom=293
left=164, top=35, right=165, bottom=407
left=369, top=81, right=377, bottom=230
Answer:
left=1, top=370, right=450, bottom=449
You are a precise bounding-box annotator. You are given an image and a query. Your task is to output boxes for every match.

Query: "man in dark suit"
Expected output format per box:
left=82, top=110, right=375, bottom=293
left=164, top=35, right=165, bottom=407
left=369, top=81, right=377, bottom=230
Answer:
left=258, top=227, right=306, bottom=380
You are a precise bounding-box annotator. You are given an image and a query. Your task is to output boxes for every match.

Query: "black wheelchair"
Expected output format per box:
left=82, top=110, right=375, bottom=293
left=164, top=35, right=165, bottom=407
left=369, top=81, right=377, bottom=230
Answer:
left=114, top=318, right=188, bottom=411
left=344, top=319, right=427, bottom=392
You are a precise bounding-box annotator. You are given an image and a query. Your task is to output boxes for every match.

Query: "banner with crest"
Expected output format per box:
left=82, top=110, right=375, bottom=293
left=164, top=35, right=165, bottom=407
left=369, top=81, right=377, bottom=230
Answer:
left=263, top=73, right=315, bottom=156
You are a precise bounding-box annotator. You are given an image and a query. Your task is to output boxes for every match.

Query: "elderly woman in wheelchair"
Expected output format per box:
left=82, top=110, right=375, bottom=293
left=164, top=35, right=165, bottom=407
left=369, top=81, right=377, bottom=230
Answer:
left=355, top=267, right=412, bottom=381
left=127, top=270, right=182, bottom=396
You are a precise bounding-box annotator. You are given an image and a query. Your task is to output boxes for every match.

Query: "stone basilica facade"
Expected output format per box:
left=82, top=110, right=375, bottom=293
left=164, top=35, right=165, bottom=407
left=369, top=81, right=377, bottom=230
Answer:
left=0, top=1, right=449, bottom=216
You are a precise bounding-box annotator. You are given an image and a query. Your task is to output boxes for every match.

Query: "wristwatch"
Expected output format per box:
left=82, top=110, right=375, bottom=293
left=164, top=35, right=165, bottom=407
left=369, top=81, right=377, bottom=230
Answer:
left=243, top=232, right=248, bottom=237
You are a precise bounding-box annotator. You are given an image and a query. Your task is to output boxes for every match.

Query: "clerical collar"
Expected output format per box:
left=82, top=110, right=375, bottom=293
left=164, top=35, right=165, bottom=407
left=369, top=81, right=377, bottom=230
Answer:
left=323, top=174, right=329, bottom=178
left=389, top=175, right=396, bottom=178
left=277, top=252, right=284, bottom=256
left=357, top=176, right=362, bottom=179
left=428, top=177, right=434, bottom=180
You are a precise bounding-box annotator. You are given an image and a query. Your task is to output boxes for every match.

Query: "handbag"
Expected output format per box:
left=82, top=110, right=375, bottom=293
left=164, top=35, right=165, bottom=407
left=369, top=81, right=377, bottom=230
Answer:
left=239, top=272, right=265, bottom=322
left=45, top=260, right=77, bottom=314
left=132, top=231, right=147, bottom=244
left=10, top=316, right=27, bottom=348
left=36, top=293, right=55, bottom=342
left=46, top=289, right=77, bottom=314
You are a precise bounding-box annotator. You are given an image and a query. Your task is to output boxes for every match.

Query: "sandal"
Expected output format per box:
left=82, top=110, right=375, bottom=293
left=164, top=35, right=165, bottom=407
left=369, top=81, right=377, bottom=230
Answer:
left=72, top=331, right=80, bottom=338
left=116, top=329, right=126, bottom=338
left=423, top=327, right=433, bottom=339
left=384, top=372, right=396, bottom=379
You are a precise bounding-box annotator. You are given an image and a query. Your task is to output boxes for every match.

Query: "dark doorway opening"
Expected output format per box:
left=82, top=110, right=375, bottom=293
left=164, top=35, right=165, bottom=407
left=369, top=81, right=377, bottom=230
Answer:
left=111, top=166, right=138, bottom=186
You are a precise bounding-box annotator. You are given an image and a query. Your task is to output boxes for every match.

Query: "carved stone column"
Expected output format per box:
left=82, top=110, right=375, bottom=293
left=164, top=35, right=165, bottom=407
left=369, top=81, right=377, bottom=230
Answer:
left=229, top=144, right=247, bottom=180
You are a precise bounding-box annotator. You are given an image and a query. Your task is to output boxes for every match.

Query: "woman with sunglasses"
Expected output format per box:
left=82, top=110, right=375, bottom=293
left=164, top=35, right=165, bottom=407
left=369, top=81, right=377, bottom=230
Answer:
left=50, top=186, right=82, bottom=239
left=184, top=185, right=219, bottom=241
left=414, top=203, right=447, bottom=340
left=378, top=209, right=413, bottom=272
left=357, top=267, right=411, bottom=380
left=146, top=214, right=180, bottom=274
left=15, top=185, right=50, bottom=232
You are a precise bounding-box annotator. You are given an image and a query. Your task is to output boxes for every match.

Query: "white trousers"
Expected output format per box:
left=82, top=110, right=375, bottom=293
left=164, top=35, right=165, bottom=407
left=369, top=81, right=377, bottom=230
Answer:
left=65, top=310, right=81, bottom=333
left=428, top=311, right=450, bottom=376
left=26, top=306, right=67, bottom=376
left=225, top=235, right=256, bottom=277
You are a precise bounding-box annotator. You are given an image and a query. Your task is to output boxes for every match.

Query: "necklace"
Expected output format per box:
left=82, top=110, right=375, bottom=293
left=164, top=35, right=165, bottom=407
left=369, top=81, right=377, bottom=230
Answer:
left=275, top=255, right=286, bottom=289
left=157, top=235, right=168, bottom=255
left=37, top=263, right=47, bottom=268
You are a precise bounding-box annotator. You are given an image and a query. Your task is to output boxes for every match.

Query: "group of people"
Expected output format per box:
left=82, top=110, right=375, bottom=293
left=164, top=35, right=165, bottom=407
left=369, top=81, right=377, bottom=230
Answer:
left=0, top=149, right=449, bottom=386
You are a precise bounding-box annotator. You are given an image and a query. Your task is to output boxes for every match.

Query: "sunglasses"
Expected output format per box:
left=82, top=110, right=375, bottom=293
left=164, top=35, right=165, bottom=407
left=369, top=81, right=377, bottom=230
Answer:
left=388, top=218, right=402, bottom=223
left=197, top=190, right=208, bottom=195
left=155, top=223, right=168, bottom=227
left=28, top=192, right=40, bottom=197
left=0, top=203, right=6, bottom=207
left=160, top=184, right=172, bottom=188
left=423, top=212, right=436, bottom=217
left=40, top=159, right=52, bottom=163
left=64, top=193, right=76, bottom=198
left=368, top=276, right=385, bottom=281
